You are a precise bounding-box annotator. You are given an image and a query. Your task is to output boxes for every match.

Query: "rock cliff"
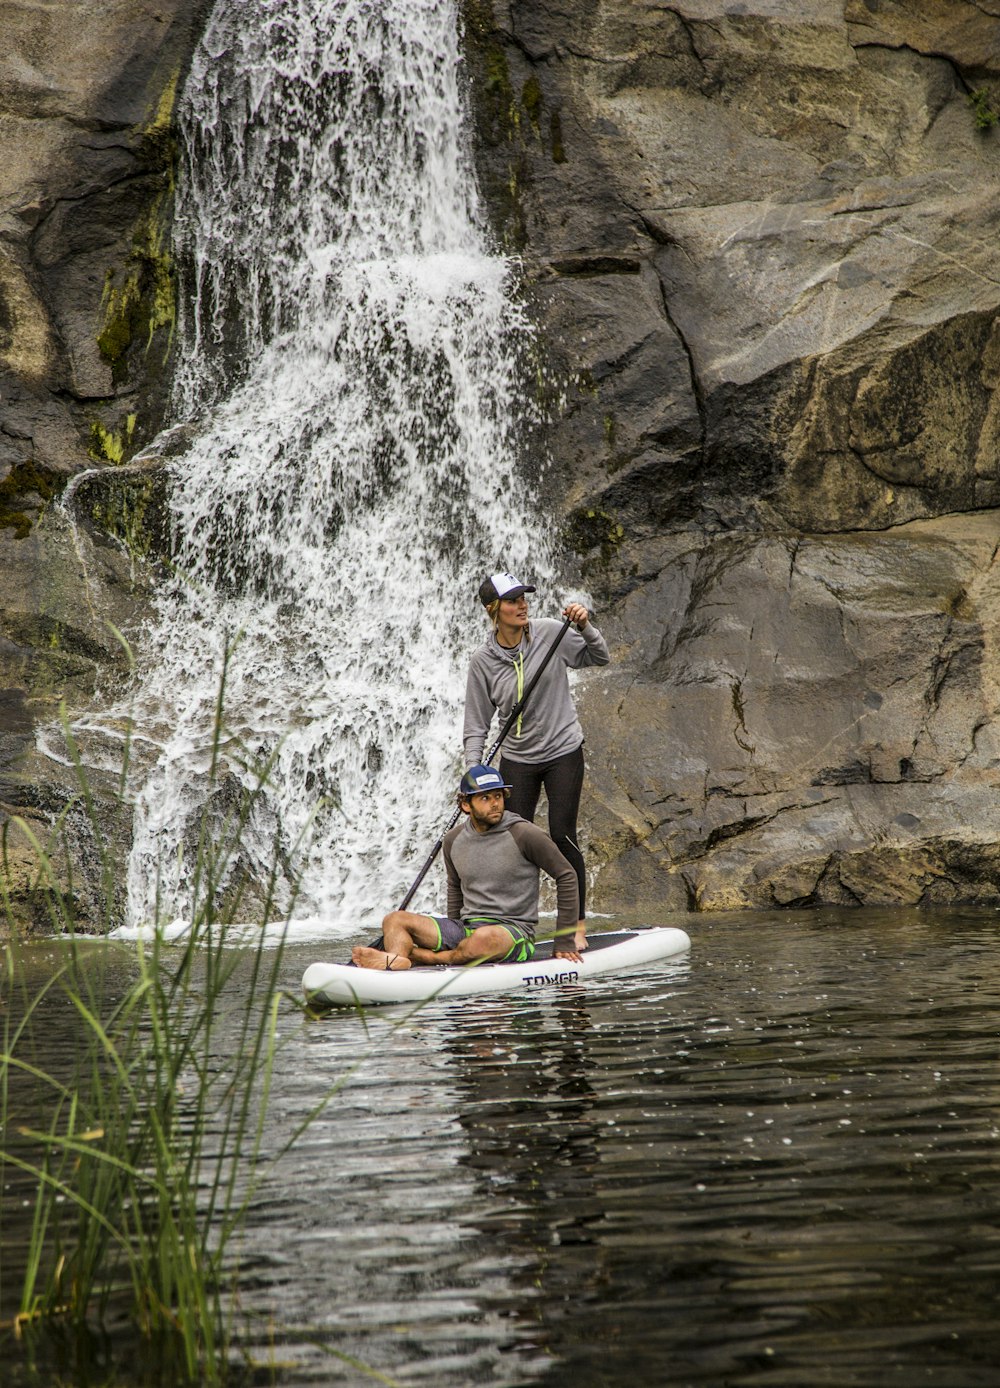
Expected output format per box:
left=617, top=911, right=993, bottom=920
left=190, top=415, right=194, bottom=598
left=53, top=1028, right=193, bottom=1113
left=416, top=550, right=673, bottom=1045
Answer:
left=5, top=0, right=1000, bottom=930
left=463, top=0, right=1000, bottom=908
left=0, top=0, right=204, bottom=929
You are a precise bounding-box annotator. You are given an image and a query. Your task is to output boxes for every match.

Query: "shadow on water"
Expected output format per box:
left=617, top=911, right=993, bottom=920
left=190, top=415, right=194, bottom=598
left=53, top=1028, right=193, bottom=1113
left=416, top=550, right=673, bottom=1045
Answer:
left=6, top=907, right=1000, bottom=1385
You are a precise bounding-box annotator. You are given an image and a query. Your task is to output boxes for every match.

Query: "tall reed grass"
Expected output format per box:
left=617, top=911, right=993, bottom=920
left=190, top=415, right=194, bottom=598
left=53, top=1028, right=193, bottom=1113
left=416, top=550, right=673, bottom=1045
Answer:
left=0, top=641, right=343, bottom=1384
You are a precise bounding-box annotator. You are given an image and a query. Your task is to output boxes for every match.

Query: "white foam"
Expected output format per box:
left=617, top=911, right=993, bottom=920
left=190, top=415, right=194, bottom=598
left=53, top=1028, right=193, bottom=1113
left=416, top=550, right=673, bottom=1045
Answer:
left=116, top=0, right=555, bottom=931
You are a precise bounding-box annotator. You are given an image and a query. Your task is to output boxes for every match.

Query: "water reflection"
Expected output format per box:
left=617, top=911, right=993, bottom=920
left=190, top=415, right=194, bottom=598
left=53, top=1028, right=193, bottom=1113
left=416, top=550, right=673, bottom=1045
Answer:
left=446, top=993, right=604, bottom=1358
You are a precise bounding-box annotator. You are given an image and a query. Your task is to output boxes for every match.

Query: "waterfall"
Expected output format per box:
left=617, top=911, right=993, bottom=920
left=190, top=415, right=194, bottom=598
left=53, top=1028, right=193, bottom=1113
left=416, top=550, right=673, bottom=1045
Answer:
left=124, top=0, right=555, bottom=933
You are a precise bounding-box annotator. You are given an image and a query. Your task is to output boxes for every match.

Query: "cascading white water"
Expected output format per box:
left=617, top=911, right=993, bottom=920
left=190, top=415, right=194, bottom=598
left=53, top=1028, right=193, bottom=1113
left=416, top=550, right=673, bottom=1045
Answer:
left=125, top=0, right=556, bottom=932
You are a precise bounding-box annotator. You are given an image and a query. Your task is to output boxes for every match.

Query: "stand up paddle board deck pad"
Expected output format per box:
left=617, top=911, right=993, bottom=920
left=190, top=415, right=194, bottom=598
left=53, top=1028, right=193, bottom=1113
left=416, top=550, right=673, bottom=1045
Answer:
left=302, top=927, right=691, bottom=1009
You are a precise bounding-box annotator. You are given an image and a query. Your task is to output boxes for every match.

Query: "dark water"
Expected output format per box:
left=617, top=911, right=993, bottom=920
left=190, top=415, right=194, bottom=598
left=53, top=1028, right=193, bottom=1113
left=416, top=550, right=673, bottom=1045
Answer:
left=5, top=908, right=1000, bottom=1386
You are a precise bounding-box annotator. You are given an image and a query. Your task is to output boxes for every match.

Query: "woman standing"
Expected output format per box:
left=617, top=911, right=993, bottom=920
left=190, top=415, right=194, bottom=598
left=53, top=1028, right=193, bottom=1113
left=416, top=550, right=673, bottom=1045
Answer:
left=463, top=570, right=610, bottom=949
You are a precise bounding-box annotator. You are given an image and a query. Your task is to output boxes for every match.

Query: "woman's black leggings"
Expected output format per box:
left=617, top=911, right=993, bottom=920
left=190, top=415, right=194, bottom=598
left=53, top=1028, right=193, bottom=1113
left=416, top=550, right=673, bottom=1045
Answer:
left=500, top=744, right=587, bottom=918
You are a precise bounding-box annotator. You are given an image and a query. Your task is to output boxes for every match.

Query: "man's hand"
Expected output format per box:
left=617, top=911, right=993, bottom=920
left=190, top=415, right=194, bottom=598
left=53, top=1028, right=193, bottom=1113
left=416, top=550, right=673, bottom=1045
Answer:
left=554, top=927, right=588, bottom=963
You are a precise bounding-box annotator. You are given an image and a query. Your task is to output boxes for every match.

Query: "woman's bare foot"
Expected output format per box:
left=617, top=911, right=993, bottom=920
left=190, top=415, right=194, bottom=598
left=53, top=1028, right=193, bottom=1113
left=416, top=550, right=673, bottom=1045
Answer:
left=351, top=946, right=411, bottom=970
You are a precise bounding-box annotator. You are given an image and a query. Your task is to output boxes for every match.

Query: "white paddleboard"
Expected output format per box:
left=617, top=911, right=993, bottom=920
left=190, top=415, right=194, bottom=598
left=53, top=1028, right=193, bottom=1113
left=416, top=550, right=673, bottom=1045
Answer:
left=302, top=926, right=691, bottom=1008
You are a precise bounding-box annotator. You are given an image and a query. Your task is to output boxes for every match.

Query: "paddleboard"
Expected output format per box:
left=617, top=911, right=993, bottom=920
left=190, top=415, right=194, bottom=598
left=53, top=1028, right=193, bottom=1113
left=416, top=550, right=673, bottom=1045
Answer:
left=302, top=926, right=691, bottom=1008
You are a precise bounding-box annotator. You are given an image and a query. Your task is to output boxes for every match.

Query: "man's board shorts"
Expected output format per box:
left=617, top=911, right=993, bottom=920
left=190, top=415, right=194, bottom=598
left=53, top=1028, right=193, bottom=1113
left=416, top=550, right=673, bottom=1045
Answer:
left=429, top=916, right=535, bottom=963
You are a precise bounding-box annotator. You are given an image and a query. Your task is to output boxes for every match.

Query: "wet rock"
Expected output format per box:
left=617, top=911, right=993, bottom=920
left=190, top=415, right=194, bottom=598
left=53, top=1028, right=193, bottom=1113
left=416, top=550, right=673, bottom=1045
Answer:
left=0, top=491, right=160, bottom=934
left=466, top=0, right=1000, bottom=537
left=7, top=0, right=1000, bottom=932
left=574, top=512, right=1000, bottom=910
left=463, top=0, right=1000, bottom=910
left=0, top=1, right=206, bottom=935
left=0, top=1, right=205, bottom=493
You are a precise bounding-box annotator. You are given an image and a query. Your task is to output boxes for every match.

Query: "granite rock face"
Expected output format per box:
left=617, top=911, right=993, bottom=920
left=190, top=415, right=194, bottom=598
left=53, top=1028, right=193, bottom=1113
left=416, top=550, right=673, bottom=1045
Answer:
left=464, top=0, right=1000, bottom=908
left=0, top=0, right=204, bottom=509
left=6, top=0, right=1000, bottom=930
left=586, top=512, right=1000, bottom=909
left=0, top=1, right=205, bottom=932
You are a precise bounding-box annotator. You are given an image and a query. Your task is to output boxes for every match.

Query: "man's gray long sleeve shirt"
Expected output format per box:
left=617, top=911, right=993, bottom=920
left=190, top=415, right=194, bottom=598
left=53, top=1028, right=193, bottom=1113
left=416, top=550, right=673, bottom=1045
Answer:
left=442, top=810, right=579, bottom=938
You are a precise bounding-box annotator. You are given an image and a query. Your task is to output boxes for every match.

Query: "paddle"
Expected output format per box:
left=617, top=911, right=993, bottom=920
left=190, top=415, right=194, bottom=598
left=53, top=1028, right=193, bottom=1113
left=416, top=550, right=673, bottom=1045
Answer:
left=395, top=615, right=574, bottom=911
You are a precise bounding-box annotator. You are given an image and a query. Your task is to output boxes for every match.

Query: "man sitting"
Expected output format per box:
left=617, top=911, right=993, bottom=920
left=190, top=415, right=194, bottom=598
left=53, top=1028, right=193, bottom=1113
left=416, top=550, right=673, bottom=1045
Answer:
left=351, top=764, right=585, bottom=970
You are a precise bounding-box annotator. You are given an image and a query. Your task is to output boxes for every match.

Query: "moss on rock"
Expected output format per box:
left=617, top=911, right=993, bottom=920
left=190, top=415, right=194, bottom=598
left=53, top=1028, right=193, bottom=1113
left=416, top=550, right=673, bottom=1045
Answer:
left=97, top=203, right=176, bottom=379
left=97, top=68, right=180, bottom=392
left=0, top=461, right=59, bottom=538
left=87, top=468, right=170, bottom=565
left=89, top=416, right=137, bottom=465
left=565, top=504, right=626, bottom=574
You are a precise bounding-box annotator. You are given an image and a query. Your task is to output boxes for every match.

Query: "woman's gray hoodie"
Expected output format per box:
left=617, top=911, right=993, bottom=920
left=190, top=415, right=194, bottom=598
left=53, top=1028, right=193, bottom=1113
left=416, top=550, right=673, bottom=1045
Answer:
left=463, top=616, right=610, bottom=766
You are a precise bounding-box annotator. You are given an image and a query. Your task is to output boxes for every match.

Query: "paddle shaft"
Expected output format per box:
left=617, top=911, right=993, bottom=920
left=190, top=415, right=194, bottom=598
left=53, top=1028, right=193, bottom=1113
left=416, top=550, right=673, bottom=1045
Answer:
left=396, top=616, right=574, bottom=911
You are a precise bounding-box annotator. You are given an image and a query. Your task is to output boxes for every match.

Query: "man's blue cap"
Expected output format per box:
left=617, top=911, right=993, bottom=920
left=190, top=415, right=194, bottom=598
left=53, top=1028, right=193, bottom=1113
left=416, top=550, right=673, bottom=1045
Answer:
left=459, top=764, right=513, bottom=797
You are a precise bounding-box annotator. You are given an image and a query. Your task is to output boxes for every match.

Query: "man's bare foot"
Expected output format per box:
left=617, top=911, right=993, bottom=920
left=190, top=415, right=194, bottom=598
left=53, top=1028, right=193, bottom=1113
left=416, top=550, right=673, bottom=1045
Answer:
left=351, top=946, right=411, bottom=970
